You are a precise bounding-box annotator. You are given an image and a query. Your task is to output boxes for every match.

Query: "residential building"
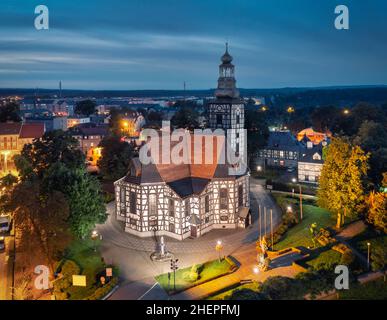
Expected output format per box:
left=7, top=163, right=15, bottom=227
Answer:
left=0, top=122, right=45, bottom=173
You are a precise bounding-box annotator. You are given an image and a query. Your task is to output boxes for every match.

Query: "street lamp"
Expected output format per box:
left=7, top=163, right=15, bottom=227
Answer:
left=367, top=242, right=371, bottom=270
left=253, top=266, right=259, bottom=274
left=291, top=178, right=303, bottom=220
left=257, top=165, right=262, bottom=172
left=287, top=206, right=292, bottom=212
left=343, top=109, right=350, bottom=115
left=215, top=240, right=223, bottom=262
left=91, top=230, right=99, bottom=252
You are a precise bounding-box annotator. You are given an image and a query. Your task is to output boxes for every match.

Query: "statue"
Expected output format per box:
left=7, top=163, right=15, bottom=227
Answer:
left=150, top=235, right=174, bottom=262
left=256, top=236, right=270, bottom=271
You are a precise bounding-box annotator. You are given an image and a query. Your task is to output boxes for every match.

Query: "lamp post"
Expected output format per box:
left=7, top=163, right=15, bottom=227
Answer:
left=170, top=259, right=179, bottom=292
left=291, top=178, right=303, bottom=221
left=367, top=242, right=371, bottom=270
left=215, top=240, right=223, bottom=262
left=91, top=230, right=99, bottom=252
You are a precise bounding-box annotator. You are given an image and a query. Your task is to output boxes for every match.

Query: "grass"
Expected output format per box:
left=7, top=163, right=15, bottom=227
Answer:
left=274, top=203, right=336, bottom=250
left=339, top=278, right=387, bottom=300
left=348, top=226, right=387, bottom=256
left=304, top=249, right=342, bottom=270
left=156, top=257, right=237, bottom=293
left=207, top=282, right=260, bottom=300
left=55, top=238, right=116, bottom=300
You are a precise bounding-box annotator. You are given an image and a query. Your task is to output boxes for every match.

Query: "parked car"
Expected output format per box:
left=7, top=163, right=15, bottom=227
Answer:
left=0, top=236, right=5, bottom=251
left=0, top=216, right=10, bottom=234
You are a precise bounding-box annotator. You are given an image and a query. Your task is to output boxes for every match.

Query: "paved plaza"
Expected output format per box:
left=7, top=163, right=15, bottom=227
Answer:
left=97, top=179, right=283, bottom=299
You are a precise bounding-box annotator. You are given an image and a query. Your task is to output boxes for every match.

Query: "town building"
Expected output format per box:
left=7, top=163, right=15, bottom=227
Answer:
left=67, top=115, right=90, bottom=129
left=0, top=122, right=45, bottom=173
left=114, top=45, right=250, bottom=240
left=25, top=116, right=68, bottom=132
left=70, top=124, right=108, bottom=165
left=255, top=130, right=303, bottom=169
left=298, top=142, right=324, bottom=183
left=297, top=127, right=331, bottom=145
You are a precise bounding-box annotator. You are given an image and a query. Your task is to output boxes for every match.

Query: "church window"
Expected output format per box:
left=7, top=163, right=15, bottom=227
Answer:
left=220, top=188, right=228, bottom=210
left=149, top=194, right=157, bottom=216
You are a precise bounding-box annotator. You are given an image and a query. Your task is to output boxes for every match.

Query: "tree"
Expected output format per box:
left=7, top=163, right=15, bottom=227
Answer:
left=66, top=169, right=107, bottom=238
left=75, top=99, right=96, bottom=116
left=42, top=163, right=107, bottom=239
left=353, top=120, right=387, bottom=185
left=9, top=181, right=72, bottom=273
left=317, top=138, right=369, bottom=228
left=245, top=108, right=269, bottom=167
left=14, top=130, right=85, bottom=181
left=13, top=131, right=106, bottom=239
left=0, top=102, right=21, bottom=122
left=366, top=190, right=387, bottom=233
left=0, top=173, right=18, bottom=188
left=98, top=135, right=134, bottom=180
left=171, top=102, right=199, bottom=130
left=311, top=105, right=340, bottom=132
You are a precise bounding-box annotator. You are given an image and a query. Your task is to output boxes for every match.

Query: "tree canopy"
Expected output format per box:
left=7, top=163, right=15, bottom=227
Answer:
left=75, top=99, right=96, bottom=116
left=0, top=102, right=21, bottom=122
left=317, top=137, right=369, bottom=228
left=97, top=135, right=134, bottom=180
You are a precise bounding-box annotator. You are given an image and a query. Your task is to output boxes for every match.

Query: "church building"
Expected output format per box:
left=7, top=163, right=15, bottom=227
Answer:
left=114, top=45, right=251, bottom=240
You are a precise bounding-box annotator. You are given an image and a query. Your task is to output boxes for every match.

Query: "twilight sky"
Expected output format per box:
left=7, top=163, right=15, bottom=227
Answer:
left=1, top=0, right=387, bottom=90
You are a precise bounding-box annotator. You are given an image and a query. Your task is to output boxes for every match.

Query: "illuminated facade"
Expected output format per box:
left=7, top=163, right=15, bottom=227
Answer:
left=114, top=46, right=250, bottom=239
left=0, top=122, right=45, bottom=173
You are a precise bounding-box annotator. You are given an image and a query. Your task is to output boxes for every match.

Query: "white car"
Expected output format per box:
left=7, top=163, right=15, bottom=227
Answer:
left=0, top=216, right=10, bottom=234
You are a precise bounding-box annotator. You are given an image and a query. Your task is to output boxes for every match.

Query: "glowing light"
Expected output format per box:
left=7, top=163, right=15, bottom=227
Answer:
left=287, top=106, right=295, bottom=113
left=253, top=267, right=259, bottom=274
left=257, top=165, right=262, bottom=172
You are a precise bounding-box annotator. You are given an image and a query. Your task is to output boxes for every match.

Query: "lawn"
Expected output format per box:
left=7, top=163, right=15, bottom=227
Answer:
left=304, top=249, right=342, bottom=270
left=156, top=257, right=237, bottom=294
left=54, top=239, right=117, bottom=300
left=339, top=278, right=387, bottom=300
left=274, top=203, right=336, bottom=250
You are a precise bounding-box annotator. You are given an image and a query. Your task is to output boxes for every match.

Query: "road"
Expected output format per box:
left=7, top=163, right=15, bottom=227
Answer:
left=97, top=178, right=283, bottom=300
left=0, top=236, right=12, bottom=300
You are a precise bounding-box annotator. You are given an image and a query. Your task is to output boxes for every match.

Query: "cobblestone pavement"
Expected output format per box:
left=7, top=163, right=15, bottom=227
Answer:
left=97, top=178, right=283, bottom=299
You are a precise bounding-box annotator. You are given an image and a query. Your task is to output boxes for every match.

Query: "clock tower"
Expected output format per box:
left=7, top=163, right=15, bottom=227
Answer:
left=208, top=43, right=245, bottom=163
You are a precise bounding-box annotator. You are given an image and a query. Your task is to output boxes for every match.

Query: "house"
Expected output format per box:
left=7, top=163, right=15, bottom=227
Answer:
left=255, top=130, right=303, bottom=169
left=70, top=124, right=108, bottom=165
left=0, top=122, right=45, bottom=173
left=298, top=143, right=324, bottom=183
left=297, top=127, right=331, bottom=145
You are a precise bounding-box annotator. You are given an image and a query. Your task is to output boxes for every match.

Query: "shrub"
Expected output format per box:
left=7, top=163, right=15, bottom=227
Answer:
left=61, top=260, right=81, bottom=276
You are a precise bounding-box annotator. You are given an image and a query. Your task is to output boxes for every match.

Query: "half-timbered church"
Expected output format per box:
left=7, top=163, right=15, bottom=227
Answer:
left=114, top=45, right=251, bottom=240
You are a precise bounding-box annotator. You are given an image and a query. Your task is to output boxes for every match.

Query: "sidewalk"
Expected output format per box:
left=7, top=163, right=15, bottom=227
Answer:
left=171, top=244, right=303, bottom=300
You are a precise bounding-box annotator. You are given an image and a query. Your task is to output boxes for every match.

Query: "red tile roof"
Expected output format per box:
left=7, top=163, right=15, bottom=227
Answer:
left=0, top=122, right=22, bottom=135
left=19, top=123, right=45, bottom=139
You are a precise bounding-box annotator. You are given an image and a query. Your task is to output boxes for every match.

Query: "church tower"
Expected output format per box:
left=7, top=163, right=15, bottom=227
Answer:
left=208, top=43, right=245, bottom=161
